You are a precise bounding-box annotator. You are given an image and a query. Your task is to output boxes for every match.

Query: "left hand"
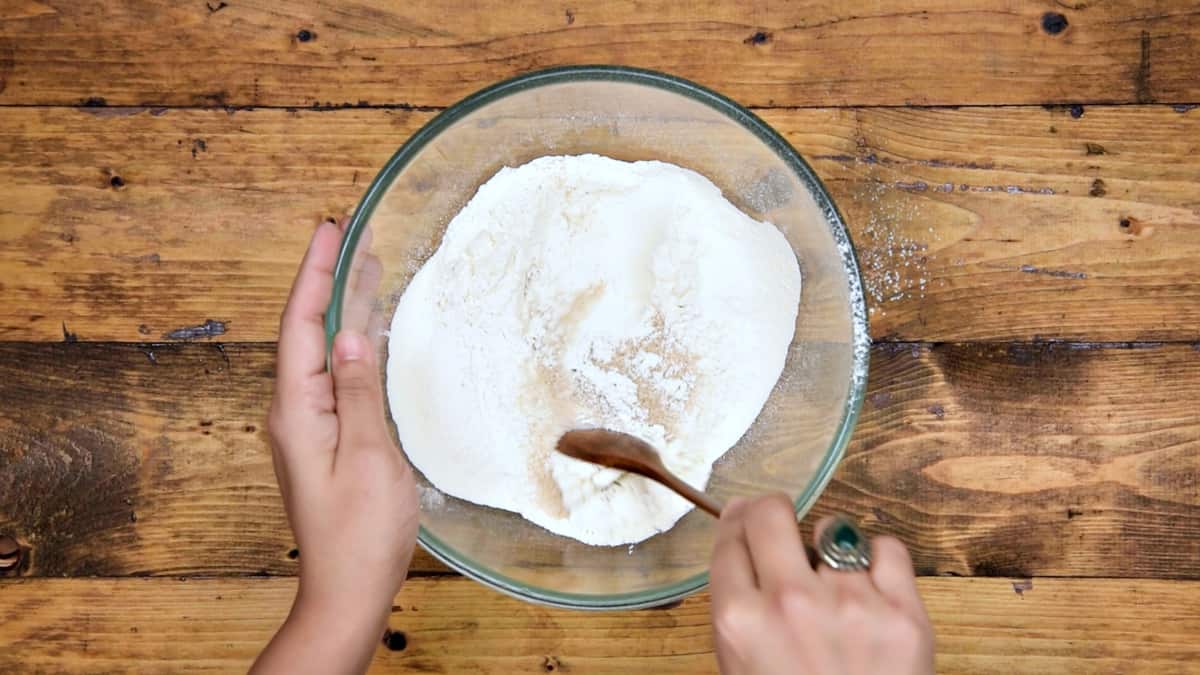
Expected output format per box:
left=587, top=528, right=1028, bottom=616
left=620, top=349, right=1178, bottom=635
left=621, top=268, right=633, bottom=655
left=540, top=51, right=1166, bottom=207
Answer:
left=252, top=220, right=419, bottom=675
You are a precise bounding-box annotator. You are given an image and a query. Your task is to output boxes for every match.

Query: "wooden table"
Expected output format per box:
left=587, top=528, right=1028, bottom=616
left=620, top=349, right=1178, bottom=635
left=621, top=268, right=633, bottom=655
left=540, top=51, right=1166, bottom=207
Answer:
left=1, top=2, right=1199, bottom=672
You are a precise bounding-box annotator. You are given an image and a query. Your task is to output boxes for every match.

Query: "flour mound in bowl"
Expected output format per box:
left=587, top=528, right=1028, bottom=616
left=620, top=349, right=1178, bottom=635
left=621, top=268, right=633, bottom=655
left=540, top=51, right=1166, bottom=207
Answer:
left=387, top=154, right=801, bottom=545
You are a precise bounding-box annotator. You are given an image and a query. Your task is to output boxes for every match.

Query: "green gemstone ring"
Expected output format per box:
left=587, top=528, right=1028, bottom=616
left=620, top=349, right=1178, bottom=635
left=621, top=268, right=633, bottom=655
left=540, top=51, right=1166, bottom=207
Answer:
left=817, top=515, right=871, bottom=572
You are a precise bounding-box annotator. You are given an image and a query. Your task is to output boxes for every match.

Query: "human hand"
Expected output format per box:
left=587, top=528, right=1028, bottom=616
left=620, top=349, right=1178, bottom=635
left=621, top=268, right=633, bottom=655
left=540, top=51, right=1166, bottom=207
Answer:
left=253, top=221, right=418, bottom=675
left=710, top=495, right=934, bottom=675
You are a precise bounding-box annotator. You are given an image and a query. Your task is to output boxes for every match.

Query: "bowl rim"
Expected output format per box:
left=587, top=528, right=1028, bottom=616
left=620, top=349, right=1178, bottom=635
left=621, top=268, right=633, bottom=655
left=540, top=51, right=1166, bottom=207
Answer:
left=327, top=64, right=870, bottom=610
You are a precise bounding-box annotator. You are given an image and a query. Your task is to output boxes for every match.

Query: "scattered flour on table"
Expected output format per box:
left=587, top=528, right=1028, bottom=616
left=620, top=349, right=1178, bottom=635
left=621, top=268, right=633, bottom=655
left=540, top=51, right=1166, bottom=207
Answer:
left=387, top=154, right=801, bottom=545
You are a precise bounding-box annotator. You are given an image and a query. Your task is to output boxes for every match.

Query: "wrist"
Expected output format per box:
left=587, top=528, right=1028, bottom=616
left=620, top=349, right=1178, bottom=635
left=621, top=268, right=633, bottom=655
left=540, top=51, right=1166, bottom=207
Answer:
left=251, top=587, right=391, bottom=675
left=283, top=588, right=391, bottom=671
left=291, top=585, right=391, bottom=635
left=295, top=568, right=397, bottom=620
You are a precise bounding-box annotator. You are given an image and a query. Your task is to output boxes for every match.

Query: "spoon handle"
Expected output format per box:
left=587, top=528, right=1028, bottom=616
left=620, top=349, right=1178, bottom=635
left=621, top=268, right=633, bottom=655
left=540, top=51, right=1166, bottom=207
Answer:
left=657, top=470, right=724, bottom=517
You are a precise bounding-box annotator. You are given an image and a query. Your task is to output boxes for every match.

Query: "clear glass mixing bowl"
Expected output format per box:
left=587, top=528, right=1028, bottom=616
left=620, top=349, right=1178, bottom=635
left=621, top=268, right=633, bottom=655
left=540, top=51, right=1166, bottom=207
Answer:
left=326, top=66, right=869, bottom=610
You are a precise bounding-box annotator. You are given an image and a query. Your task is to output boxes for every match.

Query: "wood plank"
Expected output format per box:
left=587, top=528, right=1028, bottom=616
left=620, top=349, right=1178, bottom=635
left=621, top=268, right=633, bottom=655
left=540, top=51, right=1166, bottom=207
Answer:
left=0, top=341, right=446, bottom=578
left=1, top=576, right=1199, bottom=674
left=828, top=341, right=1200, bottom=579
left=1, top=105, right=1198, bottom=343
left=1, top=342, right=1196, bottom=580
left=1, top=2, right=1198, bottom=107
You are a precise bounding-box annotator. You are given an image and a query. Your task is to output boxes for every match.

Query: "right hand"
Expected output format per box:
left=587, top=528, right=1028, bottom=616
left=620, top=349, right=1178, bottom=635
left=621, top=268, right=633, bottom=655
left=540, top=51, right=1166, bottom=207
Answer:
left=709, top=495, right=934, bottom=675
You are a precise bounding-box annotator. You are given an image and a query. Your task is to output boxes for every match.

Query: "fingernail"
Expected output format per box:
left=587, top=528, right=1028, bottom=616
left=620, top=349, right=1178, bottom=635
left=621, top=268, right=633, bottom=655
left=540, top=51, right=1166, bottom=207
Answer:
left=335, top=331, right=368, bottom=361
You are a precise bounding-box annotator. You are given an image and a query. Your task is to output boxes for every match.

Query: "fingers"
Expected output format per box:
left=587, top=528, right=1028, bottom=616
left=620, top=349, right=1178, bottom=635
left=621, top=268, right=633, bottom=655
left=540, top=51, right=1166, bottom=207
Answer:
left=710, top=498, right=760, bottom=673
left=813, top=515, right=881, bottom=604
left=869, top=536, right=928, bottom=622
left=742, top=494, right=816, bottom=593
left=278, top=222, right=343, bottom=394
left=343, top=252, right=383, bottom=335
left=709, top=501, right=931, bottom=674
left=340, top=223, right=383, bottom=356
left=711, top=498, right=758, bottom=600
left=330, top=330, right=391, bottom=456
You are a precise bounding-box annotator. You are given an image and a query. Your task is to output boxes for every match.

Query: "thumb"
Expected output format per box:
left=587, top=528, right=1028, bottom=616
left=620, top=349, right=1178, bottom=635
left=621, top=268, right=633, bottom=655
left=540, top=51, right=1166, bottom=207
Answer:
left=331, top=330, right=390, bottom=451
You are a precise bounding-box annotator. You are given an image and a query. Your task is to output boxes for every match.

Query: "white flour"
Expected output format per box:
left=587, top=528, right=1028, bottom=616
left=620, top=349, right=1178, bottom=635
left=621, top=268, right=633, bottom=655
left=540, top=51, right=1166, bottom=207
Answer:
left=387, top=155, right=801, bottom=545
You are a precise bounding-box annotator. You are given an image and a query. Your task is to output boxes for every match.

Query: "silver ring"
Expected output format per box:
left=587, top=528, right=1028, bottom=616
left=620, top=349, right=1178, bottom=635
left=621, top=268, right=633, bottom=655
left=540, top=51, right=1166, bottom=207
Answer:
left=817, top=515, right=871, bottom=572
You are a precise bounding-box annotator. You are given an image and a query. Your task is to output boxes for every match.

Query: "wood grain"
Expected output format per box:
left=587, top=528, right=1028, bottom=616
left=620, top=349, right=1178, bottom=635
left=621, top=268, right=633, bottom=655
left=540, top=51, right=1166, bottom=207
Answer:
left=0, top=341, right=446, bottom=578
left=3, top=2, right=1196, bottom=670
left=1, top=342, right=1196, bottom=580
left=1, top=105, right=1198, bottom=342
left=0, top=1, right=1198, bottom=108
left=821, top=341, right=1200, bottom=580
left=1, top=576, right=1198, bottom=674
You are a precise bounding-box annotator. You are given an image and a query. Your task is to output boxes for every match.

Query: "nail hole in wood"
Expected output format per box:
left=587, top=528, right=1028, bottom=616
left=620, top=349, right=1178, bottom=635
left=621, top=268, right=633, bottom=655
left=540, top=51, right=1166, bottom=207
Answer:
left=1041, top=12, right=1068, bottom=35
left=382, top=628, right=407, bottom=651
left=743, top=30, right=771, bottom=45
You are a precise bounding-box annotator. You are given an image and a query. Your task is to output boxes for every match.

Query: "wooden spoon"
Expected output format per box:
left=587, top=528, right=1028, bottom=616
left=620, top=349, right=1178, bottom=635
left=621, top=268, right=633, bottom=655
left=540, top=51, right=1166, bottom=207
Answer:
left=555, top=428, right=724, bottom=517
left=558, top=429, right=822, bottom=566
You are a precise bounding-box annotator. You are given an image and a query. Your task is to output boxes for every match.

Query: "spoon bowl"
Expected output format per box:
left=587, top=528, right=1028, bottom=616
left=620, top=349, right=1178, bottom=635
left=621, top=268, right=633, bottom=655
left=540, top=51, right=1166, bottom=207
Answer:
left=556, top=429, right=725, bottom=518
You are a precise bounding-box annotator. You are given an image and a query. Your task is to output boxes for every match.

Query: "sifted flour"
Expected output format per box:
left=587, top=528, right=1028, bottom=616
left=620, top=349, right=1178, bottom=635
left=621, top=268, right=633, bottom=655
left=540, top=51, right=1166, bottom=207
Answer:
left=387, top=154, right=801, bottom=545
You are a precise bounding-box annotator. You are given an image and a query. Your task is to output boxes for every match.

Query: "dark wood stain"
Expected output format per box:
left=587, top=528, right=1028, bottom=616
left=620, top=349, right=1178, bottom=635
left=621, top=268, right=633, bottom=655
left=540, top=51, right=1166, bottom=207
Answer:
left=1135, top=31, right=1152, bottom=103
left=822, top=342, right=1200, bottom=579
left=0, top=343, right=301, bottom=577
left=163, top=319, right=227, bottom=340
left=0, top=43, right=12, bottom=96
left=0, top=344, right=141, bottom=576
left=0, top=343, right=1195, bottom=579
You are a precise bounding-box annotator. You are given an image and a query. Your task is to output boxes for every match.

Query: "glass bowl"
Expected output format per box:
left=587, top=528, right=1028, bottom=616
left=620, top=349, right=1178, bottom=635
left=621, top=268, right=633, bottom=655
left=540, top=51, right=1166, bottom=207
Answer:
left=326, top=66, right=869, bottom=610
